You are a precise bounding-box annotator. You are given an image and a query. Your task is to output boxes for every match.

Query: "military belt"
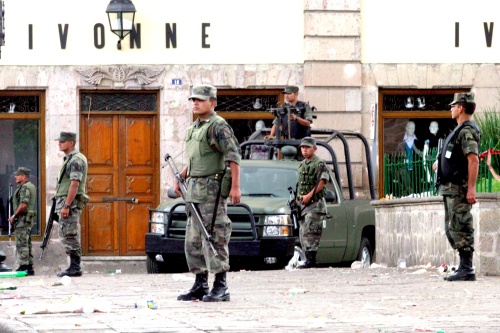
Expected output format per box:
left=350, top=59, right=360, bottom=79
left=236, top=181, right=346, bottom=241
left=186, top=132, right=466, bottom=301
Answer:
left=189, top=173, right=225, bottom=181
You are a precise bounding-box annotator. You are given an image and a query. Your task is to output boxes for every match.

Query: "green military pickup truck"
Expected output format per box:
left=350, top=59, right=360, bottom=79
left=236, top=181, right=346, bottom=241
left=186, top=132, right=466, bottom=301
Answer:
left=145, top=129, right=376, bottom=273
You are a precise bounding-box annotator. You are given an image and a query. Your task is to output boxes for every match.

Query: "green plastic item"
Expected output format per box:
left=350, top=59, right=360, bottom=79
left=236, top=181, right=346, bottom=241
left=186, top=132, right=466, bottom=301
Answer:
left=0, top=271, right=27, bottom=278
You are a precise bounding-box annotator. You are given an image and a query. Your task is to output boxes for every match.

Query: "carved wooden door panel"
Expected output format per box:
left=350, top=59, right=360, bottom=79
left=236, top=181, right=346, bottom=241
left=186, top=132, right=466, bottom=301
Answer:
left=80, top=114, right=158, bottom=256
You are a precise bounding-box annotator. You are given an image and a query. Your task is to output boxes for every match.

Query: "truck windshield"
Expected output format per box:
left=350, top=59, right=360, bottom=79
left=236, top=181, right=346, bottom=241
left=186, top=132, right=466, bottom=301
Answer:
left=240, top=166, right=297, bottom=197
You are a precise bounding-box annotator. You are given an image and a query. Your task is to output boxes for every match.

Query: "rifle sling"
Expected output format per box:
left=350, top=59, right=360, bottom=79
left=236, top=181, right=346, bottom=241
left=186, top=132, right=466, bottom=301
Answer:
left=210, top=166, right=227, bottom=236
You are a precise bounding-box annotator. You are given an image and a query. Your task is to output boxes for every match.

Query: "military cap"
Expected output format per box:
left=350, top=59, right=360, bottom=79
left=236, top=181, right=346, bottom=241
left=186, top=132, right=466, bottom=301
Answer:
left=283, top=86, right=299, bottom=94
left=14, top=167, right=31, bottom=176
left=188, top=84, right=217, bottom=101
left=449, top=92, right=475, bottom=105
left=300, top=136, right=316, bottom=148
left=55, top=132, right=77, bottom=142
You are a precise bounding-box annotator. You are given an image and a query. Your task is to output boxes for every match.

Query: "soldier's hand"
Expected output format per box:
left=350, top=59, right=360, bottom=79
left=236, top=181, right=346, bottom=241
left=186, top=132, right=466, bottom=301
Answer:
left=173, top=181, right=182, bottom=198
left=8, top=215, right=14, bottom=224
left=466, top=188, right=477, bottom=204
left=61, top=207, right=70, bottom=219
left=229, top=187, right=241, bottom=205
left=432, top=161, right=437, bottom=171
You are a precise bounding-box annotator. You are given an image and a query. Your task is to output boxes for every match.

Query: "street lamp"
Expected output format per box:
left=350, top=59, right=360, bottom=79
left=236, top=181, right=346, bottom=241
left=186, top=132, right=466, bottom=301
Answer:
left=106, top=0, right=136, bottom=50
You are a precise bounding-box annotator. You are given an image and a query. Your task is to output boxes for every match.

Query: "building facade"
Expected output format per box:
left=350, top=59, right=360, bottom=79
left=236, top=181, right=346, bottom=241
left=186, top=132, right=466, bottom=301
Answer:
left=0, top=0, right=497, bottom=257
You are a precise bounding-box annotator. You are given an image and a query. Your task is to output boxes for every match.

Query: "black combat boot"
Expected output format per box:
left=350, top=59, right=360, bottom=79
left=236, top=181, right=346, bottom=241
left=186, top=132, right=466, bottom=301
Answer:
left=57, top=254, right=83, bottom=277
left=0, top=251, right=11, bottom=272
left=177, top=272, right=209, bottom=301
left=16, top=265, right=30, bottom=272
left=297, top=251, right=317, bottom=269
left=26, top=264, right=35, bottom=276
left=444, top=248, right=476, bottom=281
left=202, top=272, right=230, bottom=302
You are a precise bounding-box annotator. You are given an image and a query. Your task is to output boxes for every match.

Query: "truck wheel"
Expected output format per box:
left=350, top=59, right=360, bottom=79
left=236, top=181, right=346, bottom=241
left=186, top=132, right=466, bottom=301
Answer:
left=147, top=256, right=161, bottom=274
left=356, top=237, right=372, bottom=267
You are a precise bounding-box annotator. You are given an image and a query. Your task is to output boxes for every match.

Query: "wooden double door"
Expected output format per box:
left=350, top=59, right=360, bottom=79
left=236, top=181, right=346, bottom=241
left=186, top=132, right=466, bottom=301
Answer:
left=80, top=114, right=158, bottom=256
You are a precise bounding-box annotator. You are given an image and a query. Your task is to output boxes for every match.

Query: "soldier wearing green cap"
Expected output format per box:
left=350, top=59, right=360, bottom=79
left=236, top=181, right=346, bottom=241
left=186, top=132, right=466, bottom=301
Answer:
left=175, top=84, right=241, bottom=302
left=434, top=92, right=480, bottom=282
left=295, top=137, right=329, bottom=269
left=267, top=85, right=313, bottom=140
left=54, top=131, right=89, bottom=277
left=8, top=167, right=37, bottom=276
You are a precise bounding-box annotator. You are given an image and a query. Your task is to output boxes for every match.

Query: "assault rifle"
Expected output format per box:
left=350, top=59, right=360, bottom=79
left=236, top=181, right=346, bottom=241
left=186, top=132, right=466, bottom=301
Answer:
left=8, top=183, right=14, bottom=240
left=434, top=138, right=444, bottom=192
left=164, top=153, right=218, bottom=256
left=39, top=197, right=58, bottom=260
left=287, top=185, right=300, bottom=229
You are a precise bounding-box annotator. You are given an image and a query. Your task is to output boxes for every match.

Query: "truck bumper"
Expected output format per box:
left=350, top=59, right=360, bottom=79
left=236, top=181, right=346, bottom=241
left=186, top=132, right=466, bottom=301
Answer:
left=145, top=233, right=295, bottom=261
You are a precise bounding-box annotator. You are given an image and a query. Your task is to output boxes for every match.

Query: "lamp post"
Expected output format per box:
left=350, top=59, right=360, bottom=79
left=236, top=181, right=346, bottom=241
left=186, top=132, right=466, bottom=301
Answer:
left=106, top=0, right=136, bottom=50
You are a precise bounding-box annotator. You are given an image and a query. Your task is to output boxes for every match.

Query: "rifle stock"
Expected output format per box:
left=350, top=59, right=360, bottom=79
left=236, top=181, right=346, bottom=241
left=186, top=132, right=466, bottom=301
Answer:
left=287, top=186, right=300, bottom=229
left=164, top=154, right=218, bottom=256
left=434, top=138, right=444, bottom=192
left=39, top=197, right=58, bottom=260
left=8, top=183, right=13, bottom=238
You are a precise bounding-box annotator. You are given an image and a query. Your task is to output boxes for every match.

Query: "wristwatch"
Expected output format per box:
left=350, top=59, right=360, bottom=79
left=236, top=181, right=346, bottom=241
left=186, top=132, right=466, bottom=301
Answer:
left=64, top=203, right=71, bottom=209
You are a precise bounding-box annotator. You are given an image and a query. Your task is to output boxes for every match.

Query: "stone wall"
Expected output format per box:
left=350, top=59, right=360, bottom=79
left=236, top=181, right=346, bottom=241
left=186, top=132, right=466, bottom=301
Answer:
left=372, top=193, right=500, bottom=276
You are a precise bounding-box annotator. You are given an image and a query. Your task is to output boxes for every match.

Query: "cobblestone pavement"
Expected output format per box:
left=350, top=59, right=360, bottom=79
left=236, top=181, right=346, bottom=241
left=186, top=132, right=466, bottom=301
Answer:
left=1, top=266, right=500, bottom=333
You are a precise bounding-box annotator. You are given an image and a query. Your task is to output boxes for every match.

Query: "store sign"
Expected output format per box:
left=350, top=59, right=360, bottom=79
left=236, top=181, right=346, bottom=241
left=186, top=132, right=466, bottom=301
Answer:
left=2, top=0, right=303, bottom=65
left=362, top=0, right=499, bottom=63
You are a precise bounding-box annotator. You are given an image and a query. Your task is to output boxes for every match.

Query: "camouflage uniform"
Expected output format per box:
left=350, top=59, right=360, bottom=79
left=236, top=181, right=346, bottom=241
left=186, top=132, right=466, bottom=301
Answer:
left=184, top=112, right=241, bottom=274
left=297, top=154, right=329, bottom=252
left=13, top=180, right=37, bottom=266
left=56, top=149, right=88, bottom=257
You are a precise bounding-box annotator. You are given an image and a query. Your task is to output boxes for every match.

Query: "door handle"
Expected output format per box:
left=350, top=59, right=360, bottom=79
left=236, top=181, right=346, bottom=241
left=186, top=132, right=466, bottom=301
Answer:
left=102, top=197, right=139, bottom=204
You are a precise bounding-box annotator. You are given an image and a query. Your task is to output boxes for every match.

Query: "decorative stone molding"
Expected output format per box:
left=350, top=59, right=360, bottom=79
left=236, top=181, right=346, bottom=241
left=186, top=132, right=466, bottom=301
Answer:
left=76, top=66, right=164, bottom=86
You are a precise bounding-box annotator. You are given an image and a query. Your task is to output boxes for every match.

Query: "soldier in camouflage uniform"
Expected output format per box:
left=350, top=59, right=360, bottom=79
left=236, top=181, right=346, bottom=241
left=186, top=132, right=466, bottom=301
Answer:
left=435, top=93, right=480, bottom=282
left=268, top=86, right=313, bottom=140
left=8, top=167, right=37, bottom=276
left=296, top=137, right=329, bottom=269
left=174, top=84, right=241, bottom=302
left=54, top=132, right=89, bottom=277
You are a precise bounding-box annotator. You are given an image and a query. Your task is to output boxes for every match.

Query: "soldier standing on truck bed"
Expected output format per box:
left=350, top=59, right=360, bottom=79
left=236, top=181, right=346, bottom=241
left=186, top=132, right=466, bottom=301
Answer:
left=174, top=84, right=241, bottom=302
left=296, top=137, right=329, bottom=269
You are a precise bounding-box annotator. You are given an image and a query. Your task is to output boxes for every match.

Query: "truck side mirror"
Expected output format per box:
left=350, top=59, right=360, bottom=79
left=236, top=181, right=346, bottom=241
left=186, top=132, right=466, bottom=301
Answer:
left=325, top=190, right=336, bottom=203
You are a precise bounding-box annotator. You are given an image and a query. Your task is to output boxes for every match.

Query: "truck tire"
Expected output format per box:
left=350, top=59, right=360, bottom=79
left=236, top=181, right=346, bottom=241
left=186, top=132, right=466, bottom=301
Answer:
left=147, top=256, right=161, bottom=274
left=356, top=237, right=372, bottom=267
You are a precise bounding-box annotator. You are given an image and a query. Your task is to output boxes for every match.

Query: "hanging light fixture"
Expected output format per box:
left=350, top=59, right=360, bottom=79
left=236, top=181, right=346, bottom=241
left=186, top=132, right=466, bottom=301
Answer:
left=106, top=0, right=136, bottom=50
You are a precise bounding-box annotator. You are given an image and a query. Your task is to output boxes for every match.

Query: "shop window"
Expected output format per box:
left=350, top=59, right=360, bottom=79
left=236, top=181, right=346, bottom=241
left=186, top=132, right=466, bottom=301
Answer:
left=378, top=88, right=469, bottom=198
left=215, top=89, right=284, bottom=144
left=0, top=92, right=45, bottom=237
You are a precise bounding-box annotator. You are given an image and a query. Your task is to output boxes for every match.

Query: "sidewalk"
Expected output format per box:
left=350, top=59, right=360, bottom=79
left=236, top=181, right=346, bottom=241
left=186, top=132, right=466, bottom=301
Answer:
left=1, top=265, right=500, bottom=332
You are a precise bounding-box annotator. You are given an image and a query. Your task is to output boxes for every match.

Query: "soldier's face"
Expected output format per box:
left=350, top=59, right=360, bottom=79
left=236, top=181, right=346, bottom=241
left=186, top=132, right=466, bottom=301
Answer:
left=58, top=140, right=74, bottom=154
left=300, top=146, right=316, bottom=159
left=285, top=92, right=298, bottom=104
left=191, top=98, right=215, bottom=117
left=14, top=174, right=26, bottom=184
left=450, top=104, right=461, bottom=119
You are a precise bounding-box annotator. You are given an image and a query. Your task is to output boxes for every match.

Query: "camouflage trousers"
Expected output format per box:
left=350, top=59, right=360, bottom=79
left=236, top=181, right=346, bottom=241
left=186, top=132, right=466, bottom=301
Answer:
left=443, top=194, right=474, bottom=251
left=58, top=208, right=82, bottom=257
left=185, top=198, right=232, bottom=275
left=299, top=212, right=324, bottom=252
left=14, top=217, right=35, bottom=266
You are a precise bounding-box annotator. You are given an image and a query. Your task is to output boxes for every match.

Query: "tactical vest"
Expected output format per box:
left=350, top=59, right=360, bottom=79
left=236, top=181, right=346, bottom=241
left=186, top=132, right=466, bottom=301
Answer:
left=282, top=101, right=310, bottom=139
left=186, top=115, right=226, bottom=177
left=440, top=121, right=480, bottom=185
left=297, top=157, right=326, bottom=203
left=56, top=152, right=88, bottom=196
left=13, top=181, right=36, bottom=212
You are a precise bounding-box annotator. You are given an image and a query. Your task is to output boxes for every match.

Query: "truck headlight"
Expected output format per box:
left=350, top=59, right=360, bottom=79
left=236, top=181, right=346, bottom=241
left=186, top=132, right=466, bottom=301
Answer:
left=150, top=211, right=165, bottom=234
left=263, top=215, right=291, bottom=237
